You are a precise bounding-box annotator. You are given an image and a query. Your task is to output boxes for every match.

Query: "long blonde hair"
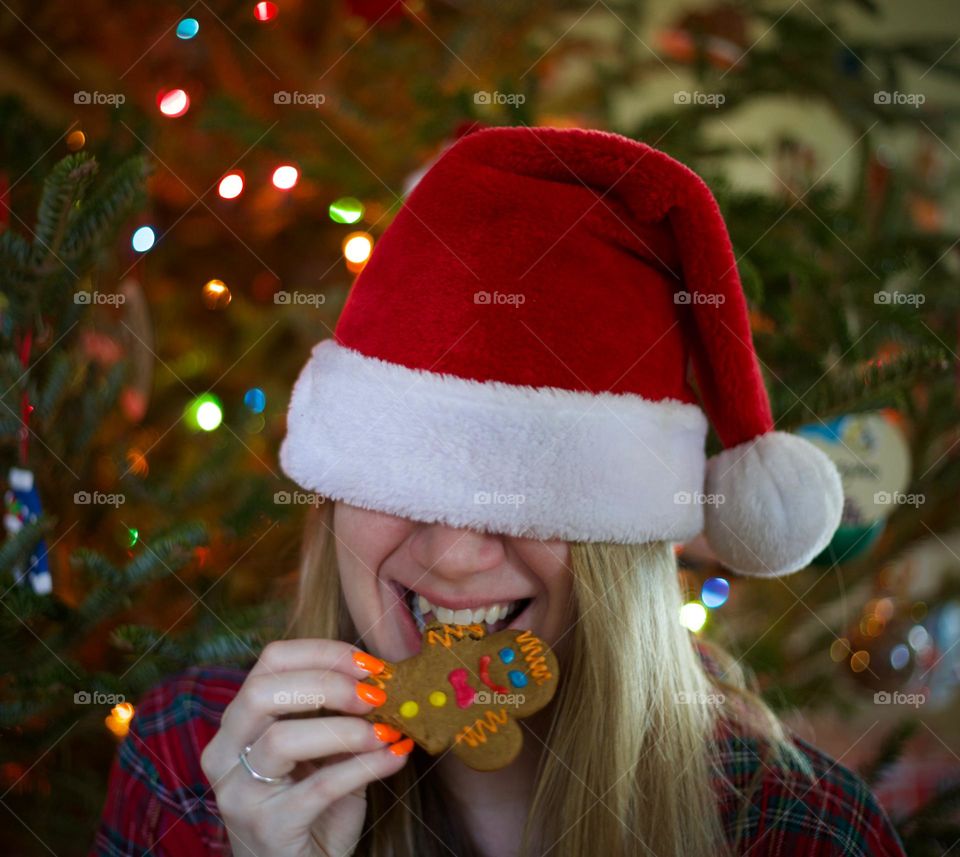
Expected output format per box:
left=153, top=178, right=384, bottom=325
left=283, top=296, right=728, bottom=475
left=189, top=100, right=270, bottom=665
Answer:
left=287, top=501, right=800, bottom=856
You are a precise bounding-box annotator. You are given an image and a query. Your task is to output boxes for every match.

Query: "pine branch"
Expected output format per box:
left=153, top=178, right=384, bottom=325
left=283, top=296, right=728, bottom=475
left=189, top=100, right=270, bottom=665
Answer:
left=65, top=360, right=127, bottom=459
left=773, top=345, right=951, bottom=429
left=32, top=349, right=75, bottom=424
left=0, top=516, right=53, bottom=584
left=61, top=154, right=152, bottom=263
left=32, top=154, right=97, bottom=271
left=860, top=718, right=919, bottom=787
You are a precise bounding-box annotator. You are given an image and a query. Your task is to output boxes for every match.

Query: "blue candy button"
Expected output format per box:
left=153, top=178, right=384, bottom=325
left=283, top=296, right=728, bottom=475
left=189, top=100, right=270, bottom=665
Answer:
left=508, top=670, right=528, bottom=688
left=498, top=647, right=515, bottom=664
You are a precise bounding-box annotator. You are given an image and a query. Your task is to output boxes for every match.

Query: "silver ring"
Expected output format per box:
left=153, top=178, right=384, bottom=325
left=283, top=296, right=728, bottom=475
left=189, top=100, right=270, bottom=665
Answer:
left=239, top=744, right=288, bottom=785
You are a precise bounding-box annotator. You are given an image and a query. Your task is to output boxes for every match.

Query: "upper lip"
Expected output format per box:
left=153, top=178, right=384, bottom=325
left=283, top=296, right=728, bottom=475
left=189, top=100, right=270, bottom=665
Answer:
left=390, top=581, right=533, bottom=611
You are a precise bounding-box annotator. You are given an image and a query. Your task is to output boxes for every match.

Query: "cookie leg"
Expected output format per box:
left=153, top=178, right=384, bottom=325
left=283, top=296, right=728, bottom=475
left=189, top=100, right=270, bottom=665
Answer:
left=450, top=709, right=524, bottom=771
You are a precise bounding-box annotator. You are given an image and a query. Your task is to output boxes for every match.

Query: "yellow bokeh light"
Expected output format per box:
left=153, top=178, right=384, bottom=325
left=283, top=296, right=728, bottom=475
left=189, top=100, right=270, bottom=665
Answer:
left=850, top=650, right=871, bottom=673
left=196, top=400, right=223, bottom=431
left=202, top=279, right=232, bottom=310
left=105, top=702, right=136, bottom=738
left=343, top=232, right=373, bottom=264
left=679, top=601, right=707, bottom=633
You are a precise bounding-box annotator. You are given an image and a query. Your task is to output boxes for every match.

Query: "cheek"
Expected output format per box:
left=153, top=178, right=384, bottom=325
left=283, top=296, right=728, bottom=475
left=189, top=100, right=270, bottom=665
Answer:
left=333, top=504, right=412, bottom=626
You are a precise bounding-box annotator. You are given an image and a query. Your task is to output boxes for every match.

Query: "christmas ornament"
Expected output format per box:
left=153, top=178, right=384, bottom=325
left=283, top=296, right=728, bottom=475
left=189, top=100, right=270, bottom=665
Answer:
left=796, top=411, right=911, bottom=565
left=3, top=467, right=52, bottom=594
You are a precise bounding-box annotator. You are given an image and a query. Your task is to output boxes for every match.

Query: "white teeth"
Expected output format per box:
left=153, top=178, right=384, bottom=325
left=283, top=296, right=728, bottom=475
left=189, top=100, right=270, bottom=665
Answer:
left=410, top=591, right=522, bottom=625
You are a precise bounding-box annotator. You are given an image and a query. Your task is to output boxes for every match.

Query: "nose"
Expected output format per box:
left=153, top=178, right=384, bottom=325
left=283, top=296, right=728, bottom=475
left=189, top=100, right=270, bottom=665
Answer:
left=407, top=522, right=505, bottom=583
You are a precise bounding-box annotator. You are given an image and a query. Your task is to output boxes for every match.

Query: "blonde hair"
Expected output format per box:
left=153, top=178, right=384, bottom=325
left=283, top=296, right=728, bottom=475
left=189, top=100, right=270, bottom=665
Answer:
left=287, top=502, right=801, bottom=857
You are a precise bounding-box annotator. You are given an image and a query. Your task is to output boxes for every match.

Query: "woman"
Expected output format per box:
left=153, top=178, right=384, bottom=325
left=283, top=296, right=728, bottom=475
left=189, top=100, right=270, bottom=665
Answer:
left=92, top=126, right=905, bottom=856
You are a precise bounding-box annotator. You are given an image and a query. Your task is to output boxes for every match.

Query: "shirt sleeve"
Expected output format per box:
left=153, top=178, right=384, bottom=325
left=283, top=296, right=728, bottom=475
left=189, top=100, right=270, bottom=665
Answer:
left=89, top=670, right=234, bottom=857
left=723, top=734, right=907, bottom=856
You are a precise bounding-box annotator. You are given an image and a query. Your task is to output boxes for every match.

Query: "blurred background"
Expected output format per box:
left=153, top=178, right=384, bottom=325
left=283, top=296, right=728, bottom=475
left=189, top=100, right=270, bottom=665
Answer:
left=0, top=0, right=958, bottom=853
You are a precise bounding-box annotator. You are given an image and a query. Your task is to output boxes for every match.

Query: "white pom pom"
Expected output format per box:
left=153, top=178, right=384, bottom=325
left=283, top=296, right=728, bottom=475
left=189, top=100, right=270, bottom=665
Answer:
left=703, top=431, right=843, bottom=577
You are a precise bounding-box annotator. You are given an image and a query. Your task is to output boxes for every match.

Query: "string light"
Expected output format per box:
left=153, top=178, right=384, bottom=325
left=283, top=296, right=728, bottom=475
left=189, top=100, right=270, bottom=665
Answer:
left=105, top=702, right=135, bottom=738
left=701, top=577, right=730, bottom=608
left=131, top=226, right=156, bottom=252
left=126, top=527, right=139, bottom=548
left=218, top=171, right=244, bottom=199
left=254, top=1, right=278, bottom=22
left=157, top=88, right=190, bottom=118
left=679, top=601, right=707, bottom=633
left=890, top=644, right=910, bottom=670
left=244, top=388, right=266, bottom=413
left=202, top=279, right=232, bottom=309
left=849, top=650, right=870, bottom=672
left=125, top=448, right=149, bottom=477
left=271, top=164, right=299, bottom=190
left=343, top=231, right=373, bottom=264
left=184, top=394, right=223, bottom=432
left=830, top=638, right=851, bottom=662
left=329, top=196, right=364, bottom=224
left=176, top=18, right=200, bottom=39
left=66, top=130, right=86, bottom=151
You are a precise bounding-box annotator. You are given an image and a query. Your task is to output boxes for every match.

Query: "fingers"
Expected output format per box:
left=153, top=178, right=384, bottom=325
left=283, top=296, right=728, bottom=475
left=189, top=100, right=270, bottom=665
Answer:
left=249, top=638, right=386, bottom=681
left=218, top=669, right=388, bottom=753
left=241, top=716, right=390, bottom=781
left=268, top=745, right=412, bottom=831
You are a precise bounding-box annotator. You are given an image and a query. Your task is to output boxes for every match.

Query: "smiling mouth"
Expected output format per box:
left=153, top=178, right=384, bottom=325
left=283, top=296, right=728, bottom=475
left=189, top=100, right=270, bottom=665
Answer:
left=396, top=585, right=532, bottom=633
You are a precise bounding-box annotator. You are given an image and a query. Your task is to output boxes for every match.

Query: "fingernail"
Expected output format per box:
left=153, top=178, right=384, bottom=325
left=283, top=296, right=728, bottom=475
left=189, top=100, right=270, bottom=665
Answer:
left=352, top=651, right=385, bottom=675
left=373, top=723, right=402, bottom=743
left=356, top=682, right=387, bottom=706
left=389, top=738, right=414, bottom=756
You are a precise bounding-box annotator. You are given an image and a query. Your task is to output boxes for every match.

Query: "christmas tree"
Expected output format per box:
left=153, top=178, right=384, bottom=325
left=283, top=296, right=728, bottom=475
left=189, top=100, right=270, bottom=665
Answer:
left=0, top=0, right=958, bottom=853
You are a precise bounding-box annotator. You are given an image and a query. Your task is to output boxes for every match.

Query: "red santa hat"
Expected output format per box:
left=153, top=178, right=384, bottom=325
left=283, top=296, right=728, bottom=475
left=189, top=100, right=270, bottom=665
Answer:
left=279, top=126, right=843, bottom=577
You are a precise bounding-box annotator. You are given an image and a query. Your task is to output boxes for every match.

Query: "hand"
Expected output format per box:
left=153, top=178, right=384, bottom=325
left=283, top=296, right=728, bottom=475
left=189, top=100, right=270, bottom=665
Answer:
left=201, top=639, right=412, bottom=857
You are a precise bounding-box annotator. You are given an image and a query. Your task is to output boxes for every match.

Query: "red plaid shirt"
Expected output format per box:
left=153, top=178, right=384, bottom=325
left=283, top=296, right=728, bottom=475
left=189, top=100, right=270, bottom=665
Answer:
left=91, top=663, right=906, bottom=856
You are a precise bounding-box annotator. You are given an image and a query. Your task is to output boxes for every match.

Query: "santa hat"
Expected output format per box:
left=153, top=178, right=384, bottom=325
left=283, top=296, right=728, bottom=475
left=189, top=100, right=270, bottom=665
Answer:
left=279, top=126, right=842, bottom=577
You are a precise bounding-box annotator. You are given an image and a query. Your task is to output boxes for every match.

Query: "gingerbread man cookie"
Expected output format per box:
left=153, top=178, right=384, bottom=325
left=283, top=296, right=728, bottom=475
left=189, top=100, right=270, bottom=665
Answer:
left=360, top=623, right=559, bottom=771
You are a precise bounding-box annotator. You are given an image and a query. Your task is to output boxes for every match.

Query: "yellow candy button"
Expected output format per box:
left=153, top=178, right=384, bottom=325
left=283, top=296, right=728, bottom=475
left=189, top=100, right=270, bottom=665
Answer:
left=428, top=691, right=447, bottom=707
left=399, top=700, right=419, bottom=718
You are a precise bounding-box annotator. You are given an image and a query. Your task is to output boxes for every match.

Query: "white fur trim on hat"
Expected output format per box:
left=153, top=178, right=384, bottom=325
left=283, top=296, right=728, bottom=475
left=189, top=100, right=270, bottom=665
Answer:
left=279, top=339, right=710, bottom=544
left=703, top=431, right=844, bottom=577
